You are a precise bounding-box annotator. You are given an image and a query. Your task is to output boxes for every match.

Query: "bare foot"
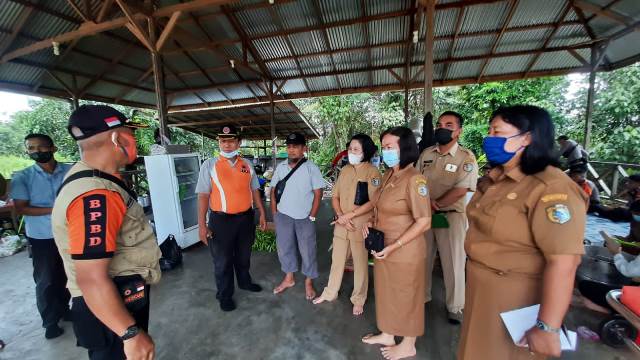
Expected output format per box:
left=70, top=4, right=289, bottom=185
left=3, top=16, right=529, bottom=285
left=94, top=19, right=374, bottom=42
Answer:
left=381, top=343, right=416, bottom=360
left=353, top=304, right=364, bottom=316
left=273, top=276, right=295, bottom=295
left=362, top=333, right=395, bottom=346
left=305, top=279, right=316, bottom=300
left=312, top=296, right=331, bottom=305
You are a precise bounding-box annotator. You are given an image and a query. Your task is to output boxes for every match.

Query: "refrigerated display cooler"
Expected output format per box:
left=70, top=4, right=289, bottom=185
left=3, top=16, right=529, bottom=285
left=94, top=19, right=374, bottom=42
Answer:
left=144, top=154, right=201, bottom=248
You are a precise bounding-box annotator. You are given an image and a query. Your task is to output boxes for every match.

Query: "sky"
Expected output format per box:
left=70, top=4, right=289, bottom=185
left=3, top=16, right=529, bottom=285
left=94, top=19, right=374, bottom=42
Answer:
left=0, top=91, right=35, bottom=123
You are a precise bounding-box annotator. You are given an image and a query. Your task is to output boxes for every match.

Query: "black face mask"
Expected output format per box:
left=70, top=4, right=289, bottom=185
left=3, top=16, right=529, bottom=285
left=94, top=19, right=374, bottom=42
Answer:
left=434, top=128, right=454, bottom=145
left=29, top=151, right=54, bottom=163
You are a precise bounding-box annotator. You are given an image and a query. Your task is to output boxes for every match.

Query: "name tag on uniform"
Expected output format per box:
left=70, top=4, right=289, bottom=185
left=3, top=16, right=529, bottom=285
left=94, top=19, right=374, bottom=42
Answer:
left=445, top=163, right=458, bottom=172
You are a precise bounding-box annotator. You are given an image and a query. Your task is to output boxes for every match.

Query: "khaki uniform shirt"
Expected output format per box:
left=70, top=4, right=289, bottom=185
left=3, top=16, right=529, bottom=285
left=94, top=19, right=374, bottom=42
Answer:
left=418, top=143, right=478, bottom=212
left=371, top=166, right=432, bottom=263
left=465, top=165, right=588, bottom=276
left=333, top=163, right=382, bottom=239
left=52, top=162, right=161, bottom=297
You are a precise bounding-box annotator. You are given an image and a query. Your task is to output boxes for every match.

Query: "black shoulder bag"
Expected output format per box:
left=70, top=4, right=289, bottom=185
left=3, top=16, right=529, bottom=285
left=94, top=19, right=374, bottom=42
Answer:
left=274, top=158, right=307, bottom=204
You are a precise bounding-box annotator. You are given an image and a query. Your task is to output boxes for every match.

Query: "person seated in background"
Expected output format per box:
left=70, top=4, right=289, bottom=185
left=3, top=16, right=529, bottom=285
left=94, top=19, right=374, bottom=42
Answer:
left=594, top=174, right=640, bottom=222
left=568, top=165, right=601, bottom=213
left=557, top=135, right=588, bottom=169
left=601, top=201, right=640, bottom=255
left=577, top=224, right=640, bottom=314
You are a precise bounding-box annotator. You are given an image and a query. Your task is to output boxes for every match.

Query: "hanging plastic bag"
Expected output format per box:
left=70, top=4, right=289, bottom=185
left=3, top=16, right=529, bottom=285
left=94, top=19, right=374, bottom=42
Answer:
left=159, top=234, right=182, bottom=271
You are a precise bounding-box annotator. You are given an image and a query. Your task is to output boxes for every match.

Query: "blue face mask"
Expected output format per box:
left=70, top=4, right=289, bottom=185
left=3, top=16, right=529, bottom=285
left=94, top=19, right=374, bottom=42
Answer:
left=382, top=149, right=400, bottom=168
left=633, top=214, right=640, bottom=222
left=220, top=150, right=238, bottom=159
left=371, top=155, right=381, bottom=168
left=482, top=134, right=523, bottom=166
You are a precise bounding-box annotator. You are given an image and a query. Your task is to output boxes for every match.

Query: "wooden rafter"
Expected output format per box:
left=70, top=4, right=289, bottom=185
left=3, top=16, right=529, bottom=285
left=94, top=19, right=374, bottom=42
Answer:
left=567, top=48, right=589, bottom=66
left=66, top=0, right=91, bottom=22
left=442, top=5, right=465, bottom=81
left=523, top=3, right=572, bottom=78
left=31, top=39, right=80, bottom=92
left=156, top=11, right=182, bottom=52
left=0, top=2, right=36, bottom=56
left=574, top=0, right=635, bottom=27
left=311, top=0, right=342, bottom=93
left=266, top=6, right=311, bottom=96
left=113, top=68, right=153, bottom=104
left=168, top=42, right=596, bottom=96
left=404, top=1, right=419, bottom=88
left=476, top=0, right=519, bottom=82
left=585, top=0, right=622, bottom=23
left=220, top=5, right=271, bottom=79
left=46, top=70, right=75, bottom=97
left=116, top=0, right=155, bottom=51
left=1, top=0, right=239, bottom=64
left=182, top=10, right=261, bottom=103
left=77, top=43, right=135, bottom=97
left=170, top=112, right=298, bottom=127
left=96, top=0, right=115, bottom=23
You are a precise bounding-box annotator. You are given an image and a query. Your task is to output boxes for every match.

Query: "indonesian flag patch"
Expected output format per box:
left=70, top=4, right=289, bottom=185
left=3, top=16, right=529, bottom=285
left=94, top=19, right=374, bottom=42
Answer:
left=104, top=116, right=121, bottom=127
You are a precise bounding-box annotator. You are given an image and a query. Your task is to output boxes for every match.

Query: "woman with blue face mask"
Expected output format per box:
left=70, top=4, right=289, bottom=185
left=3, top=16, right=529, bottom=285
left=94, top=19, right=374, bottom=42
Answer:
left=458, top=106, right=588, bottom=359
left=338, top=126, right=432, bottom=360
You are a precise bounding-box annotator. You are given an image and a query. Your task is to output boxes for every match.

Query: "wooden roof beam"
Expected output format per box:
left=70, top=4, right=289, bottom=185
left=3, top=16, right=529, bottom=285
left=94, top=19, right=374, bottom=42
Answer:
left=113, top=68, right=153, bottom=104
left=523, top=3, right=572, bottom=78
left=77, top=42, right=135, bottom=97
left=169, top=112, right=298, bottom=127
left=66, top=0, right=92, bottom=22
left=311, top=0, right=342, bottom=93
left=443, top=5, right=466, bottom=81
left=167, top=42, right=595, bottom=96
left=0, top=2, right=36, bottom=56
left=1, top=0, right=240, bottom=63
left=96, top=0, right=115, bottom=23
left=477, top=0, right=519, bottom=82
left=574, top=0, right=635, bottom=27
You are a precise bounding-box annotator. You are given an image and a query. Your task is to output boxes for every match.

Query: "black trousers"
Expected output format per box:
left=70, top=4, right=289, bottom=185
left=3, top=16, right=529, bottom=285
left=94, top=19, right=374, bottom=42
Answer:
left=28, top=238, right=71, bottom=328
left=208, top=210, right=256, bottom=300
left=71, top=286, right=150, bottom=360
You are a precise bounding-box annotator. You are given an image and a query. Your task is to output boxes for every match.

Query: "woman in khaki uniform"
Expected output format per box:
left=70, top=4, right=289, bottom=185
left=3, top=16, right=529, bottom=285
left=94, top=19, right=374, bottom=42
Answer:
left=458, top=105, right=588, bottom=360
left=340, top=127, right=431, bottom=360
left=313, top=134, right=381, bottom=315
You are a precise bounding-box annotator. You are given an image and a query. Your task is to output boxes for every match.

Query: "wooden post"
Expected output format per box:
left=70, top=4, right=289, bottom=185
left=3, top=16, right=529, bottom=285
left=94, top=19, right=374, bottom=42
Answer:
left=583, top=53, right=597, bottom=150
left=269, top=81, right=277, bottom=170
left=71, top=96, right=79, bottom=110
left=414, top=0, right=435, bottom=138
left=149, top=19, right=169, bottom=146
left=404, top=85, right=410, bottom=125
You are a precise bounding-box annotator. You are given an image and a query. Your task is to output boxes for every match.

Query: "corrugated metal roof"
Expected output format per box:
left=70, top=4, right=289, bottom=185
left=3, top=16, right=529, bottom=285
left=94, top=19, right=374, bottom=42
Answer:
left=0, top=0, right=638, bottom=113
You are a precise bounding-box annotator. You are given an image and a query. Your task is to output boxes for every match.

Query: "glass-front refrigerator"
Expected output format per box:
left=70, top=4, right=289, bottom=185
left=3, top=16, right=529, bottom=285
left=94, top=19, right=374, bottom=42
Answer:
left=145, top=154, right=201, bottom=248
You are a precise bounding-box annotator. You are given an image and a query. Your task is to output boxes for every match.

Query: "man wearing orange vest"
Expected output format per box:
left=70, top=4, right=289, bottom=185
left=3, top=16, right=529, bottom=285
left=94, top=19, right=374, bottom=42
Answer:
left=196, top=125, right=267, bottom=312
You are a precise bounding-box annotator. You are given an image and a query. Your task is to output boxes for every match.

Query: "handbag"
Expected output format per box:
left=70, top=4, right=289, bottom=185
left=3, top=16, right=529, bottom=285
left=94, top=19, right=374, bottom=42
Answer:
left=365, top=228, right=385, bottom=253
left=274, top=158, right=307, bottom=204
left=353, top=181, right=370, bottom=205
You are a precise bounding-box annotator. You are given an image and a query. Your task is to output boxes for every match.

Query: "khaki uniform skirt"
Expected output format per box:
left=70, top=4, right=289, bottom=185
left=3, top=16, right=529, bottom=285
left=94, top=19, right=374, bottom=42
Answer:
left=458, top=260, right=546, bottom=360
left=374, top=255, right=426, bottom=337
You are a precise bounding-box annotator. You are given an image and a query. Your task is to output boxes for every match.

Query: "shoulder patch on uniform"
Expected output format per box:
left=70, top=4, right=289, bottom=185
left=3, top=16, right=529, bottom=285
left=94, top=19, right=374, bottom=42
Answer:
left=371, top=177, right=380, bottom=186
left=463, top=163, right=474, bottom=172
left=546, top=204, right=571, bottom=224
left=417, top=183, right=429, bottom=197
left=415, top=177, right=427, bottom=185
left=541, top=193, right=568, bottom=203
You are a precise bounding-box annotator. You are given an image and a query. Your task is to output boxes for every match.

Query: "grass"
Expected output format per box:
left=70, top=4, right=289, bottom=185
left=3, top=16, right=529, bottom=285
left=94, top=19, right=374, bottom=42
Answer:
left=0, top=155, right=32, bottom=179
left=252, top=229, right=276, bottom=252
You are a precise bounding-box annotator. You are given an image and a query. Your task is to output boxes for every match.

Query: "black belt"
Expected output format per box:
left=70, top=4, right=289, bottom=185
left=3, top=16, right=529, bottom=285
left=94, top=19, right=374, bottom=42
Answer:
left=210, top=209, right=253, bottom=217
left=435, top=210, right=457, bottom=214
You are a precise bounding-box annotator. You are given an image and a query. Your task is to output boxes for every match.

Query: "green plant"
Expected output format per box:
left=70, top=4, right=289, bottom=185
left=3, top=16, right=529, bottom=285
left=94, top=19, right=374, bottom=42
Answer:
left=252, top=229, right=277, bottom=252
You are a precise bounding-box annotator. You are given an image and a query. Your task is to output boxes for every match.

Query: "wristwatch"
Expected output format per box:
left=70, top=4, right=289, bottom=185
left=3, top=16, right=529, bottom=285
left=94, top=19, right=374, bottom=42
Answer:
left=120, top=324, right=140, bottom=341
left=309, top=216, right=316, bottom=222
left=535, top=319, right=560, bottom=334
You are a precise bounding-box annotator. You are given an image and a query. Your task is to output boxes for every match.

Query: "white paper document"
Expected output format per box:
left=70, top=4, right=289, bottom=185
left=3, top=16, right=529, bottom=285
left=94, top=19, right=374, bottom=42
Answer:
left=500, top=304, right=577, bottom=351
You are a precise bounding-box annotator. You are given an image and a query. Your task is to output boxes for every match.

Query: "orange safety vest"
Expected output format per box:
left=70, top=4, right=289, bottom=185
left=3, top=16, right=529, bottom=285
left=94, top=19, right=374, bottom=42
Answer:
left=208, top=157, right=253, bottom=214
left=579, top=181, right=593, bottom=197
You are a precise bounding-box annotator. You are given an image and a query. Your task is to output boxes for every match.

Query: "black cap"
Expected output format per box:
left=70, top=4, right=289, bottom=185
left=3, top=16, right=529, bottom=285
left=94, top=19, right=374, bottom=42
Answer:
left=217, top=124, right=240, bottom=138
left=285, top=132, right=306, bottom=145
left=68, top=105, right=147, bottom=140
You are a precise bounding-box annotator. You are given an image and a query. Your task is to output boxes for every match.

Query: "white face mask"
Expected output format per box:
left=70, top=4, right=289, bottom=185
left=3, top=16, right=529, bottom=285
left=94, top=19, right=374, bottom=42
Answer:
left=220, top=150, right=238, bottom=159
left=348, top=152, right=363, bottom=165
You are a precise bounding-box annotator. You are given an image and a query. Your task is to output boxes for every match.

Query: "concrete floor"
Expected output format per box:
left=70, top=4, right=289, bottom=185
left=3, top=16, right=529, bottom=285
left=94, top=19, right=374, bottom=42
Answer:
left=0, top=200, right=635, bottom=359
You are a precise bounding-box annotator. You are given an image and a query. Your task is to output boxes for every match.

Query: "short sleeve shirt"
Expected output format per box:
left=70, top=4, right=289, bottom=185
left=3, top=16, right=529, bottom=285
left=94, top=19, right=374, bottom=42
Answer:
left=271, top=159, right=325, bottom=219
left=371, top=166, right=432, bottom=263
left=465, top=166, right=588, bottom=276
left=195, top=157, right=260, bottom=194
left=9, top=162, right=72, bottom=239
left=418, top=143, right=478, bottom=213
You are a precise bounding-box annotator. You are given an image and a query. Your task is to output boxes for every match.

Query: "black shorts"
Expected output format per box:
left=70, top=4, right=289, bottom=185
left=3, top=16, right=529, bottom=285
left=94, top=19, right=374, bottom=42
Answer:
left=71, top=276, right=150, bottom=360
